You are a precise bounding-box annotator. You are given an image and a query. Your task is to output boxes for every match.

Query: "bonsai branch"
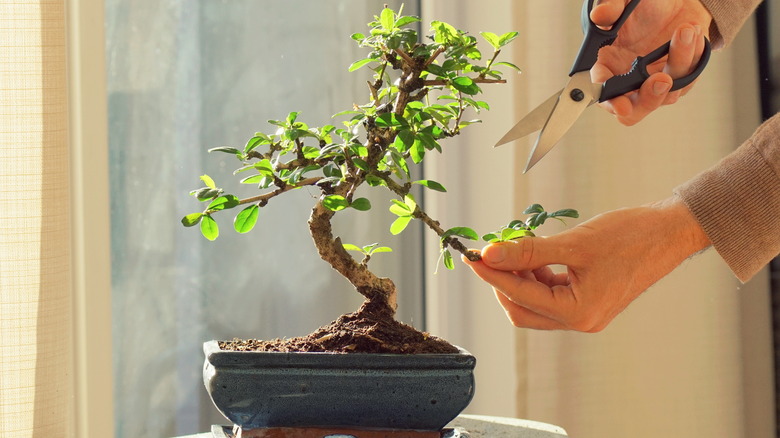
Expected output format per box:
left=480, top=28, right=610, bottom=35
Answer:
left=423, top=78, right=506, bottom=86
left=378, top=173, right=481, bottom=262
left=232, top=177, right=323, bottom=208
left=412, top=208, right=482, bottom=262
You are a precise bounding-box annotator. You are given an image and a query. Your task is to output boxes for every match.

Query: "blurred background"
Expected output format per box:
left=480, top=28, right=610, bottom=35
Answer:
left=104, top=1, right=777, bottom=437
left=1, top=1, right=776, bottom=438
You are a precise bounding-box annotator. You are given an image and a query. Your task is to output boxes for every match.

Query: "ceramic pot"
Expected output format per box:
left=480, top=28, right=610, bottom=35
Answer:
left=202, top=340, right=476, bottom=431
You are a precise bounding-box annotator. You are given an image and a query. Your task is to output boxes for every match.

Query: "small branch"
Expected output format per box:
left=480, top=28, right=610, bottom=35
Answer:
left=377, top=173, right=481, bottom=262
left=393, top=48, right=415, bottom=66
left=479, top=49, right=501, bottom=79
left=423, top=46, right=445, bottom=68
left=412, top=208, right=481, bottom=262
left=233, top=177, right=323, bottom=207
left=423, top=78, right=506, bottom=86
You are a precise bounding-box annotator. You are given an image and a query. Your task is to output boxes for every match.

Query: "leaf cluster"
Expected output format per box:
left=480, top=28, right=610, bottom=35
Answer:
left=181, top=6, right=575, bottom=274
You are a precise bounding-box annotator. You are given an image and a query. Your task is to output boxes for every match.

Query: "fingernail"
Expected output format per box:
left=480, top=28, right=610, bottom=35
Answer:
left=483, top=245, right=506, bottom=264
left=653, top=82, right=671, bottom=95
left=681, top=27, right=694, bottom=44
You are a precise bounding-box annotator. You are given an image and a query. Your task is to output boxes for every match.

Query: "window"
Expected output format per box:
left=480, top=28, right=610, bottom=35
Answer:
left=105, top=2, right=422, bottom=436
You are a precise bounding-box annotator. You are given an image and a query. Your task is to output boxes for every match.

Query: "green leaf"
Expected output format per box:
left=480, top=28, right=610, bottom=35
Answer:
left=395, top=15, right=420, bottom=28
left=495, top=61, right=521, bottom=72
left=499, top=31, right=519, bottom=47
left=350, top=32, right=365, bottom=41
left=465, top=46, right=482, bottom=60
left=208, top=146, right=242, bottom=155
left=380, top=7, right=395, bottom=30
left=431, top=21, right=459, bottom=45
left=481, top=233, right=498, bottom=242
left=233, top=205, right=259, bottom=234
left=348, top=57, right=376, bottom=72
left=191, top=187, right=221, bottom=202
left=181, top=213, right=203, bottom=227
left=286, top=112, right=299, bottom=125
left=342, top=243, right=364, bottom=252
left=302, top=146, right=320, bottom=159
left=370, top=246, right=393, bottom=254
left=240, top=174, right=264, bottom=185
left=375, top=113, right=409, bottom=128
left=350, top=197, right=372, bottom=211
left=394, top=129, right=415, bottom=152
left=352, top=157, right=369, bottom=171
left=528, top=212, right=548, bottom=228
left=450, top=76, right=480, bottom=95
left=244, top=135, right=270, bottom=154
left=200, top=215, right=219, bottom=241
left=255, top=159, right=275, bottom=176
left=322, top=195, right=349, bottom=211
left=523, top=203, right=544, bottom=214
left=404, top=194, right=417, bottom=211
left=410, top=139, right=425, bottom=164
left=207, top=195, right=240, bottom=211
left=389, top=199, right=412, bottom=216
left=200, top=175, right=216, bottom=189
left=551, top=208, right=579, bottom=219
left=480, top=31, right=500, bottom=49
left=390, top=215, right=413, bottom=235
left=443, top=226, right=479, bottom=241
left=501, top=228, right=532, bottom=241
left=413, top=180, right=447, bottom=192
left=443, top=249, right=455, bottom=270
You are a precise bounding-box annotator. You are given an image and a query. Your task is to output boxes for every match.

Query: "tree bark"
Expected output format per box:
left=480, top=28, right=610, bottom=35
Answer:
left=308, top=201, right=398, bottom=314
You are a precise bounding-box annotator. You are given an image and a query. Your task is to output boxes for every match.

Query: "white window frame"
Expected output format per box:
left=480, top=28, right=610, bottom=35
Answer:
left=68, top=0, right=115, bottom=437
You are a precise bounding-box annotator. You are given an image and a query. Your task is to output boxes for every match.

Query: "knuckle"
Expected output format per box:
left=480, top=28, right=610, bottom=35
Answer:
left=511, top=238, right=536, bottom=268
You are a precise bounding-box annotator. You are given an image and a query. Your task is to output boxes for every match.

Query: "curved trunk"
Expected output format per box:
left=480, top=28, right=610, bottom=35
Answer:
left=308, top=201, right=397, bottom=315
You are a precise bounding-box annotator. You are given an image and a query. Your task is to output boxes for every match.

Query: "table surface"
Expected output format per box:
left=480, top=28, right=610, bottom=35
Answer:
left=171, top=415, right=569, bottom=438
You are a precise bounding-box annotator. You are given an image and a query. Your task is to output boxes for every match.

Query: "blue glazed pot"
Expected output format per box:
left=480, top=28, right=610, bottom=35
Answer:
left=202, top=340, right=476, bottom=431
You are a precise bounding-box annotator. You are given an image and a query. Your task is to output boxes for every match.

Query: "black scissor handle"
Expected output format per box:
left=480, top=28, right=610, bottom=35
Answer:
left=599, top=37, right=712, bottom=102
left=569, top=0, right=642, bottom=75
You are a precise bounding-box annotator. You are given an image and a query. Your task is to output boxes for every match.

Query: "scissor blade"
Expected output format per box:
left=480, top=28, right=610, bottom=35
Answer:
left=494, top=90, right=562, bottom=147
left=524, top=72, right=601, bottom=172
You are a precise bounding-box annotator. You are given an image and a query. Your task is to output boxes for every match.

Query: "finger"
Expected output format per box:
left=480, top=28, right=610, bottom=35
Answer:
left=665, top=25, right=699, bottom=79
left=602, top=72, right=672, bottom=126
left=663, top=26, right=706, bottom=102
left=464, top=257, right=575, bottom=320
left=590, top=0, right=628, bottom=29
left=480, top=238, right=571, bottom=272
left=493, top=290, right=567, bottom=330
left=532, top=266, right=570, bottom=287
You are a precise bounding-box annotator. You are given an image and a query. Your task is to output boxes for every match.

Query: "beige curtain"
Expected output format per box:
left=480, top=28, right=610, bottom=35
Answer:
left=0, top=1, right=73, bottom=437
left=424, top=2, right=773, bottom=438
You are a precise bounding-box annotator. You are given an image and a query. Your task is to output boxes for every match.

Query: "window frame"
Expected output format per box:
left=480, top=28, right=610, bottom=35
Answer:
left=68, top=0, right=115, bottom=437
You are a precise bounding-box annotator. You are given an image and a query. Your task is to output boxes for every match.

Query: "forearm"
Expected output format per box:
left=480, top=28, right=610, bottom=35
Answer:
left=675, top=113, right=780, bottom=282
left=698, top=0, right=763, bottom=48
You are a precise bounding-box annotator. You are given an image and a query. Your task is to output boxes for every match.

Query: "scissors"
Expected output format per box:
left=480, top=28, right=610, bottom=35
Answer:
left=495, top=0, right=712, bottom=172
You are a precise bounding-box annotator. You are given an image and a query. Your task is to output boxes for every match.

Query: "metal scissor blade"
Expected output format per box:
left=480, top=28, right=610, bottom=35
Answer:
left=494, top=89, right=562, bottom=147
left=524, top=72, right=600, bottom=172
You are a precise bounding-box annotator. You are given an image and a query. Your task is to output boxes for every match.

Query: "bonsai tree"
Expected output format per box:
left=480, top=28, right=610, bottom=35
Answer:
left=182, top=6, right=577, bottom=353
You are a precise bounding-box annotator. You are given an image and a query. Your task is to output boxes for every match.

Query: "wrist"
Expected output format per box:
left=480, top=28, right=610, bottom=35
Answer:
left=651, top=196, right=711, bottom=256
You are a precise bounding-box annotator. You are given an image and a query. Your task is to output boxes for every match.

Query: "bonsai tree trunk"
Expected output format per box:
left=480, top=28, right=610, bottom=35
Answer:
left=309, top=200, right=398, bottom=316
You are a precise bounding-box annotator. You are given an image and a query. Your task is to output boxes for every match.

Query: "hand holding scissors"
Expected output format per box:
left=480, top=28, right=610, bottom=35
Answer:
left=495, top=0, right=711, bottom=172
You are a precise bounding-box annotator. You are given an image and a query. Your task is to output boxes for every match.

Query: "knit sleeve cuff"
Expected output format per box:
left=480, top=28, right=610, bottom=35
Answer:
left=699, top=0, right=762, bottom=48
left=674, top=116, right=780, bottom=282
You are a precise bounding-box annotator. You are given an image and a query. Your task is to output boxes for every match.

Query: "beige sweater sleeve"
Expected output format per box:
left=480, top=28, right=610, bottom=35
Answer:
left=698, top=0, right=762, bottom=48
left=675, top=114, right=780, bottom=282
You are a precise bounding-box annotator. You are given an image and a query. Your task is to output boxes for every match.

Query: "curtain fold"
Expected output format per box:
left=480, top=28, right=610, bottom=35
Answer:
left=0, top=1, right=73, bottom=437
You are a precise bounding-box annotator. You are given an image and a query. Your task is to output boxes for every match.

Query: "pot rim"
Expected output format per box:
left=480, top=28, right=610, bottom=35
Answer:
left=203, top=340, right=476, bottom=369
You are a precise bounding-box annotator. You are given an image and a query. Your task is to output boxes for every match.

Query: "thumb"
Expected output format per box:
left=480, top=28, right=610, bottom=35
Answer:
left=590, top=0, right=625, bottom=29
left=480, top=237, right=570, bottom=271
